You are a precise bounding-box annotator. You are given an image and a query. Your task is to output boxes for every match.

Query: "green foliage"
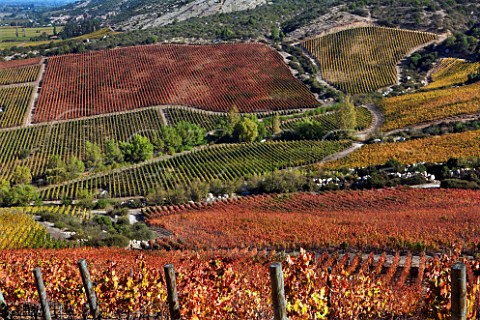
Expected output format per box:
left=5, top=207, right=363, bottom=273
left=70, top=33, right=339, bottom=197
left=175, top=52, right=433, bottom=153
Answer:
left=440, top=179, right=479, bottom=190
left=104, top=139, right=124, bottom=165
left=77, top=188, right=95, bottom=209
left=226, top=105, right=241, bottom=136
left=99, top=234, right=130, bottom=247
left=234, top=117, right=259, bottom=143
left=45, top=155, right=68, bottom=184
left=0, top=181, right=39, bottom=206
left=11, top=165, right=32, bottom=185
left=120, top=135, right=154, bottom=163
left=84, top=141, right=104, bottom=169
left=272, top=113, right=281, bottom=135
left=58, top=18, right=101, bottom=39
left=175, top=121, right=206, bottom=148
left=467, top=68, right=480, bottom=84
left=338, top=96, right=357, bottom=132
left=294, top=120, right=326, bottom=140
left=187, top=179, right=210, bottom=202
left=145, top=35, right=158, bottom=44
left=157, top=126, right=182, bottom=154
left=17, top=148, right=31, bottom=160
left=66, top=156, right=85, bottom=179
left=45, top=155, right=84, bottom=184
left=220, top=27, right=234, bottom=40
left=384, top=158, right=405, bottom=172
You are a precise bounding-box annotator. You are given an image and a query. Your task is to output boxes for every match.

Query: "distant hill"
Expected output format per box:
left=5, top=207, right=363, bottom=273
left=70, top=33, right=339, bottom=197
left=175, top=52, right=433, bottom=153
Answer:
left=45, top=0, right=480, bottom=37
left=0, top=0, right=74, bottom=6
left=48, top=0, right=269, bottom=30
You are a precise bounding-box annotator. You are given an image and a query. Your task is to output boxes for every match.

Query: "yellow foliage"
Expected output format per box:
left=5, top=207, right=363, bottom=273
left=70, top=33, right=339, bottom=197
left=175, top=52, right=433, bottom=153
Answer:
left=324, top=130, right=480, bottom=169
left=302, top=26, right=437, bottom=94
left=381, top=81, right=480, bottom=131
left=425, top=58, right=480, bottom=90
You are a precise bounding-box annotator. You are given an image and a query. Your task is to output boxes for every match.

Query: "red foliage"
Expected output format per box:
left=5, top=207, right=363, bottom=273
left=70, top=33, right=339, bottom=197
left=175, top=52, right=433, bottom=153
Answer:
left=0, top=58, right=41, bottom=70
left=146, top=188, right=480, bottom=253
left=33, top=44, right=319, bottom=122
left=1, top=248, right=480, bottom=318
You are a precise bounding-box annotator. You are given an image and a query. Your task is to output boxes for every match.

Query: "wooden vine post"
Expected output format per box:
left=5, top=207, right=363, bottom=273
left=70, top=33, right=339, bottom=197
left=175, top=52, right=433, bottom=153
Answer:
left=33, top=267, right=52, bottom=320
left=270, top=262, right=287, bottom=320
left=164, top=264, right=180, bottom=320
left=0, top=288, right=11, bottom=320
left=451, top=261, right=467, bottom=320
left=78, top=259, right=101, bottom=319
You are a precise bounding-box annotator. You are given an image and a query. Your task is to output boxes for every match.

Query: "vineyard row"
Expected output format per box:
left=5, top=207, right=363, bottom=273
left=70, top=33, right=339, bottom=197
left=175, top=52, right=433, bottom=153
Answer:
left=40, top=140, right=350, bottom=200
left=0, top=85, right=34, bottom=128
left=0, top=107, right=166, bottom=181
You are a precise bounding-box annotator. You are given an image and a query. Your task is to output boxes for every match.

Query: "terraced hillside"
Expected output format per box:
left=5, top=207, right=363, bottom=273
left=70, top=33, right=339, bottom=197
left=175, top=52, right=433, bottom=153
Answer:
left=302, top=26, right=438, bottom=94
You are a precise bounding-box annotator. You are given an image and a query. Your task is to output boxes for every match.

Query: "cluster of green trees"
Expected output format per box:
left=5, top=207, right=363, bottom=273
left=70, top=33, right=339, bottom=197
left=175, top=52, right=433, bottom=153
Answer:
left=216, top=106, right=267, bottom=143
left=282, top=97, right=357, bottom=140
left=0, top=179, right=38, bottom=206
left=42, top=121, right=206, bottom=184
left=151, top=121, right=206, bottom=154
left=58, top=18, right=101, bottom=39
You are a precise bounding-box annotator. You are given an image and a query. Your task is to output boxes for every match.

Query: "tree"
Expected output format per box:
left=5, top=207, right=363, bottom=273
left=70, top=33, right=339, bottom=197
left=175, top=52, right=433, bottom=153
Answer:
left=77, top=188, right=95, bottom=209
left=220, top=27, right=234, bottom=40
left=11, top=165, right=32, bottom=185
left=187, top=179, right=210, bottom=202
left=175, top=121, right=206, bottom=148
left=66, top=156, right=85, bottom=179
left=272, top=113, right=281, bottom=135
left=271, top=26, right=280, bottom=41
left=120, top=135, right=154, bottom=163
left=104, top=139, right=124, bottom=165
left=150, top=131, right=166, bottom=153
left=294, top=120, right=326, bottom=140
left=270, top=26, right=284, bottom=42
left=84, top=141, right=104, bottom=169
left=18, top=148, right=31, bottom=160
left=45, top=155, right=68, bottom=184
left=234, top=117, right=259, bottom=143
left=226, top=105, right=241, bottom=135
left=158, top=126, right=182, bottom=154
left=145, top=35, right=158, bottom=44
left=0, top=180, right=12, bottom=206
left=338, top=96, right=357, bottom=132
left=10, top=184, right=39, bottom=206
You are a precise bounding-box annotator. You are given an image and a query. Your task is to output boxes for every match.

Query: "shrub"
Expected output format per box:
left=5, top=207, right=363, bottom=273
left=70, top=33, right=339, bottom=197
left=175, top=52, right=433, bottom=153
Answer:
left=440, top=179, right=479, bottom=190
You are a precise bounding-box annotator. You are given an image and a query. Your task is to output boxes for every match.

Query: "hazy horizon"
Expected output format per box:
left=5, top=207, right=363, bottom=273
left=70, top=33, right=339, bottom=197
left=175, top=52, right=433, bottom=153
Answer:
left=0, top=0, right=75, bottom=6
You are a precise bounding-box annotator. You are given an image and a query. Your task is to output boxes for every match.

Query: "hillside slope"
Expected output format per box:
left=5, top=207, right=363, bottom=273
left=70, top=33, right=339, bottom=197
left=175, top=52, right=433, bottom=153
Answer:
left=50, top=0, right=269, bottom=30
left=49, top=0, right=480, bottom=33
